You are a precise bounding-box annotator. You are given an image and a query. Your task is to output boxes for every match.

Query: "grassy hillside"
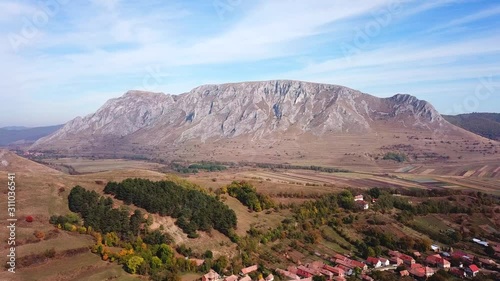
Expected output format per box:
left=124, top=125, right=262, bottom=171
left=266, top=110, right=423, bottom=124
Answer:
left=443, top=113, right=500, bottom=140
left=0, top=125, right=63, bottom=145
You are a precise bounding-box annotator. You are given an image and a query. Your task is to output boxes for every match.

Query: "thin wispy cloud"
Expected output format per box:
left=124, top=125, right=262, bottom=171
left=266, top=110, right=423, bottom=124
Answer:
left=0, top=0, right=499, bottom=126
left=427, top=5, right=500, bottom=32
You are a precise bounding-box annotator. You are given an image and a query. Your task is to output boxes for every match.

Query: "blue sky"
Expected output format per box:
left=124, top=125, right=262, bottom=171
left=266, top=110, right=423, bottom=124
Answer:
left=1, top=0, right=499, bottom=127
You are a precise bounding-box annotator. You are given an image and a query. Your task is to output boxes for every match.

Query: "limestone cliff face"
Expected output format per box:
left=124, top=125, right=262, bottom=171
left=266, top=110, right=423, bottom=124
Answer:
left=32, top=80, right=447, bottom=152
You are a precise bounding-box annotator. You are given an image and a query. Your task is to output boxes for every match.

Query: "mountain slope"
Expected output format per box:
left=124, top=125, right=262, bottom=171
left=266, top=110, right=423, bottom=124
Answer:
left=0, top=125, right=63, bottom=146
left=31, top=80, right=494, bottom=165
left=443, top=113, right=500, bottom=140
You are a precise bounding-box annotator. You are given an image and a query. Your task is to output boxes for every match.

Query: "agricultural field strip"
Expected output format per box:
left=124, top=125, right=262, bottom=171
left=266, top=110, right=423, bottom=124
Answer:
left=283, top=172, right=350, bottom=183
left=478, top=165, right=489, bottom=172
left=290, top=170, right=424, bottom=188
left=250, top=171, right=324, bottom=184
left=494, top=166, right=500, bottom=173
left=456, top=177, right=500, bottom=189
left=253, top=170, right=424, bottom=190
left=408, top=166, right=423, bottom=173
left=463, top=170, right=476, bottom=177
left=42, top=158, right=163, bottom=174
left=395, top=166, right=414, bottom=173
left=420, top=169, right=435, bottom=175
left=354, top=178, right=414, bottom=189
left=435, top=176, right=500, bottom=195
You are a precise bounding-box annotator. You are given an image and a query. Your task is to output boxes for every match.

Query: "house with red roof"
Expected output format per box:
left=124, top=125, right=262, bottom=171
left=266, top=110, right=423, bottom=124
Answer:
left=297, top=265, right=317, bottom=278
left=409, top=264, right=434, bottom=278
left=240, top=265, right=258, bottom=276
left=366, top=257, right=382, bottom=268
left=265, top=273, right=274, bottom=281
left=335, top=258, right=368, bottom=271
left=389, top=257, right=403, bottom=266
left=323, top=265, right=345, bottom=277
left=388, top=250, right=400, bottom=256
left=452, top=250, right=474, bottom=263
left=389, top=251, right=415, bottom=266
left=398, top=254, right=416, bottom=266
left=320, top=269, right=334, bottom=279
left=425, top=254, right=451, bottom=270
left=465, top=264, right=480, bottom=277
left=336, top=265, right=353, bottom=276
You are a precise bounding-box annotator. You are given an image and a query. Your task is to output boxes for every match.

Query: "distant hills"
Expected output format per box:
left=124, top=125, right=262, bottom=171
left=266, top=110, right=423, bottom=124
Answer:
left=0, top=125, right=63, bottom=146
left=443, top=113, right=500, bottom=141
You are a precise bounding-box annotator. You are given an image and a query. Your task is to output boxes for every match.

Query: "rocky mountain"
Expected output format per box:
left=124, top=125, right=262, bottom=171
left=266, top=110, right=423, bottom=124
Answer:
left=31, top=80, right=491, bottom=164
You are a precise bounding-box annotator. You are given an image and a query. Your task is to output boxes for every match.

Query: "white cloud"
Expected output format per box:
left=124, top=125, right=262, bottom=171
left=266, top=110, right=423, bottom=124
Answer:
left=286, top=35, right=500, bottom=77
left=400, top=0, right=463, bottom=18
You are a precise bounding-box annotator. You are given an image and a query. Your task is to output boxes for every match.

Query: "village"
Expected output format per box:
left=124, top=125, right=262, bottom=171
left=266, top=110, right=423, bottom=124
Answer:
left=202, top=265, right=274, bottom=281
left=201, top=245, right=499, bottom=281
left=199, top=195, right=500, bottom=281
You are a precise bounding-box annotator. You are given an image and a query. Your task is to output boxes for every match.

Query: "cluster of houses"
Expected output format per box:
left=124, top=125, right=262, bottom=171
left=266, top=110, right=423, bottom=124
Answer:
left=22, top=151, right=44, bottom=157
left=202, top=265, right=274, bottom=281
left=276, top=253, right=373, bottom=281
left=370, top=249, right=486, bottom=279
left=270, top=247, right=496, bottom=281
left=200, top=229, right=500, bottom=281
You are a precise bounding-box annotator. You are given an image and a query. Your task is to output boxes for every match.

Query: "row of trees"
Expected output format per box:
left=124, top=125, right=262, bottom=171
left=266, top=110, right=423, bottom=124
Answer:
left=188, top=163, right=227, bottom=171
left=171, top=162, right=227, bottom=173
left=103, top=178, right=237, bottom=237
left=255, top=163, right=349, bottom=173
left=225, top=181, right=275, bottom=212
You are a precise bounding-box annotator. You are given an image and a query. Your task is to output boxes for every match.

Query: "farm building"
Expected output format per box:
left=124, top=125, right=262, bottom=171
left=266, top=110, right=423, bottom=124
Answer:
left=465, top=264, right=480, bottom=277
left=241, top=265, right=258, bottom=275
left=202, top=269, right=220, bottom=281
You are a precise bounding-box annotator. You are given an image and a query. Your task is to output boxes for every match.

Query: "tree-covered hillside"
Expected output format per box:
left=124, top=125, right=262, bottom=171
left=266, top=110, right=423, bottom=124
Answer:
left=443, top=113, right=500, bottom=140
left=104, top=178, right=238, bottom=238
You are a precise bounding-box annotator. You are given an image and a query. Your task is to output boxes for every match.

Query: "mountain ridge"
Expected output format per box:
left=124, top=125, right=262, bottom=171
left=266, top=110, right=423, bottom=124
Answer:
left=31, top=80, right=493, bottom=164
left=0, top=125, right=63, bottom=146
